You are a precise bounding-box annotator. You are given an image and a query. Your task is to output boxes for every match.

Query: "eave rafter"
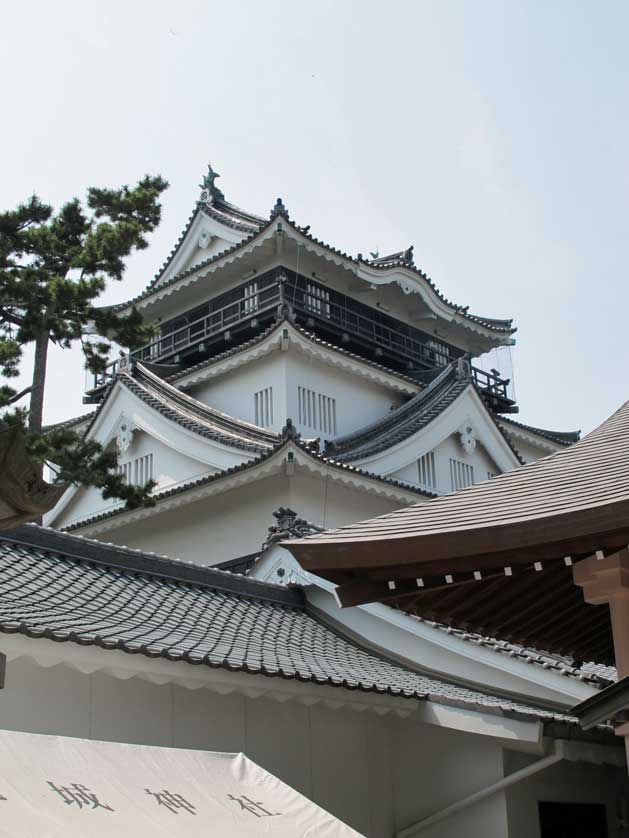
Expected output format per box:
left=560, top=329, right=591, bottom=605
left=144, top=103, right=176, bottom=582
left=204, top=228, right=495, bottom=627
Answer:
left=112, top=206, right=515, bottom=345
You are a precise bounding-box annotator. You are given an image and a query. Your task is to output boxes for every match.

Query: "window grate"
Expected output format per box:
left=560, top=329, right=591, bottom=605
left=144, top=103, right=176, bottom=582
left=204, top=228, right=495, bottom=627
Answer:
left=417, top=451, right=436, bottom=489
left=243, top=281, right=258, bottom=314
left=254, top=387, right=273, bottom=427
left=449, top=458, right=474, bottom=491
left=298, top=386, right=337, bottom=434
left=306, top=282, right=330, bottom=316
left=118, top=454, right=153, bottom=487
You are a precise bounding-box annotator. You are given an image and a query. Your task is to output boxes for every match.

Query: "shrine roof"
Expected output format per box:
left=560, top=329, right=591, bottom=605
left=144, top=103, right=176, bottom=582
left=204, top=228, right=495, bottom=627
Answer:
left=286, top=401, right=629, bottom=664
left=0, top=524, right=597, bottom=727
left=327, top=361, right=523, bottom=464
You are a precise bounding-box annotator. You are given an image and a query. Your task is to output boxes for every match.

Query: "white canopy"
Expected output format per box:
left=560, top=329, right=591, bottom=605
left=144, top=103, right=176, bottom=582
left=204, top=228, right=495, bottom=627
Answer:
left=0, top=730, right=363, bottom=837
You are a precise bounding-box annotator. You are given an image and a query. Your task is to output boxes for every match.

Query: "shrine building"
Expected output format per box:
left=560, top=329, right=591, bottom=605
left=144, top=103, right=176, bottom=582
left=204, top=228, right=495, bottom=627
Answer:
left=0, top=165, right=625, bottom=838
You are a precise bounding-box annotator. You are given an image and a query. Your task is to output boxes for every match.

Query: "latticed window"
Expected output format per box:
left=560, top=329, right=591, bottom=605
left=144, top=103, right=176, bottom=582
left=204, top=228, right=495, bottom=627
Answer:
left=298, top=386, right=337, bottom=434
left=417, top=451, right=436, bottom=489
left=449, top=458, right=474, bottom=491
left=426, top=339, right=450, bottom=366
left=118, top=454, right=153, bottom=486
left=254, top=387, right=273, bottom=427
left=243, top=281, right=258, bottom=314
left=306, top=282, right=330, bottom=316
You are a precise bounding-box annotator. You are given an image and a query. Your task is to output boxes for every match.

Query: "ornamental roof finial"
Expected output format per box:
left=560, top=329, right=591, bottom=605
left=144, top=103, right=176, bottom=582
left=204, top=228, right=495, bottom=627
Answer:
left=281, top=418, right=300, bottom=440
left=270, top=197, right=289, bottom=220
left=199, top=162, right=224, bottom=203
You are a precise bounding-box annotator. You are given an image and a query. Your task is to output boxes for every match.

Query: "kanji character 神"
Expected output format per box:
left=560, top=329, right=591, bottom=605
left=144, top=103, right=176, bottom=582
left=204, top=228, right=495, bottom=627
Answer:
left=145, top=788, right=196, bottom=815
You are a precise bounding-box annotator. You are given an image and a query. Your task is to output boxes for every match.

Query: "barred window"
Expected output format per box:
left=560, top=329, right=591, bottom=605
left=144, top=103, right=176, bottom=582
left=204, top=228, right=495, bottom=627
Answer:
left=298, top=386, right=337, bottom=434
left=417, top=451, right=436, bottom=489
left=243, top=281, right=258, bottom=314
left=254, top=387, right=273, bottom=427
left=306, top=282, right=330, bottom=316
left=118, top=454, right=153, bottom=486
left=449, top=458, right=474, bottom=491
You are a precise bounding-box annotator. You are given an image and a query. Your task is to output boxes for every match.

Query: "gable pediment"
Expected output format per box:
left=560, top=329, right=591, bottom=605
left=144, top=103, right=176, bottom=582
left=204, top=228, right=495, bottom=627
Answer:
left=349, top=386, right=521, bottom=489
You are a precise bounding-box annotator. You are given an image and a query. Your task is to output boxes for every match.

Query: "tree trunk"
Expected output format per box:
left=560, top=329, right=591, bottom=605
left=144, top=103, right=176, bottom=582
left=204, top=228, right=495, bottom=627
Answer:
left=29, top=330, right=49, bottom=437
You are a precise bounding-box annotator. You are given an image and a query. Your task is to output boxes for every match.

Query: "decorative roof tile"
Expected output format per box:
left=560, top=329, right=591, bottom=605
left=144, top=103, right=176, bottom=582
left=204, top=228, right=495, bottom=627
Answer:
left=121, top=363, right=278, bottom=453
left=0, top=525, right=593, bottom=727
left=113, top=206, right=514, bottom=338
left=167, top=319, right=421, bottom=391
left=327, top=360, right=523, bottom=464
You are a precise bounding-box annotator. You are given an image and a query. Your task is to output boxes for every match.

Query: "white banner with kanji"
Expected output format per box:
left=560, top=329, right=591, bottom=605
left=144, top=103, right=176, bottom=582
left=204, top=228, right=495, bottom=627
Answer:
left=0, top=729, right=364, bottom=836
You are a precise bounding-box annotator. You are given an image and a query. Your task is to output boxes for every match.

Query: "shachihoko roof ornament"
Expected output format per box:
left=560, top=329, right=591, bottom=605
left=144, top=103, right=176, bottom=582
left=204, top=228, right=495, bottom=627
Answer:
left=199, top=161, right=224, bottom=203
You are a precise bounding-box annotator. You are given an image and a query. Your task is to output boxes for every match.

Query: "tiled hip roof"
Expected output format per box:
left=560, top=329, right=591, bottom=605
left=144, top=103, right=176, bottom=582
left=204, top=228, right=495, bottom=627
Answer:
left=0, top=526, right=584, bottom=727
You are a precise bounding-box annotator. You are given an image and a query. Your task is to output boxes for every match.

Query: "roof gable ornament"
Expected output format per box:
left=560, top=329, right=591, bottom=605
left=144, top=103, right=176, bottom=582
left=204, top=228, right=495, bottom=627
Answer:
left=116, top=416, right=135, bottom=456
left=458, top=422, right=477, bottom=455
left=264, top=507, right=325, bottom=548
left=270, top=197, right=289, bottom=220
left=199, top=162, right=225, bottom=204
left=281, top=418, right=300, bottom=441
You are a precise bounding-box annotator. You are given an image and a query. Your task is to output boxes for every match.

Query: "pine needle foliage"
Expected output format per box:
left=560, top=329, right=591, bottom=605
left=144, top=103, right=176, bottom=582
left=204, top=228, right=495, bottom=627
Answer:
left=0, top=175, right=169, bottom=509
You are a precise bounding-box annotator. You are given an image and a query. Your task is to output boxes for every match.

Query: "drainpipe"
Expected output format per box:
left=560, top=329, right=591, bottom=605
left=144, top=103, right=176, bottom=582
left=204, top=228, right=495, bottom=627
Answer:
left=395, top=741, right=565, bottom=838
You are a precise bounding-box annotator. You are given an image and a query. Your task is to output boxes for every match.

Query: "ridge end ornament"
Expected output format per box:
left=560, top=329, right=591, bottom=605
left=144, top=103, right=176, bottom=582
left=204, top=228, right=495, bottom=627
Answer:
left=199, top=162, right=225, bottom=204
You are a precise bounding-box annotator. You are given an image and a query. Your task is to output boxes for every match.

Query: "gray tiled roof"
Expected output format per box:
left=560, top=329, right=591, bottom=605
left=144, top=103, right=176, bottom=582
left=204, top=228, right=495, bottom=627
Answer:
left=327, top=364, right=467, bottom=462
left=0, top=525, right=591, bottom=727
left=499, top=416, right=581, bottom=447
left=327, top=362, right=524, bottom=465
left=168, top=319, right=421, bottom=390
left=113, top=363, right=279, bottom=454
left=113, top=197, right=514, bottom=337
left=61, top=437, right=434, bottom=533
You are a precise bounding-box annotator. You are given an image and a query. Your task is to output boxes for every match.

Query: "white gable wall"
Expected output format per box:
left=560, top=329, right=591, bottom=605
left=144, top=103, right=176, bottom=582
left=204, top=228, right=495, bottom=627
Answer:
left=390, top=433, right=500, bottom=494
left=81, top=472, right=401, bottom=566
left=189, top=349, right=404, bottom=438
left=55, top=428, right=217, bottom=531
left=189, top=353, right=289, bottom=432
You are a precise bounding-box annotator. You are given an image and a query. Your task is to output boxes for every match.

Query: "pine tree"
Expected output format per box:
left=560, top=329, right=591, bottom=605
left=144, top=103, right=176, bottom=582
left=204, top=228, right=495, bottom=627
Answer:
left=0, top=175, right=169, bottom=512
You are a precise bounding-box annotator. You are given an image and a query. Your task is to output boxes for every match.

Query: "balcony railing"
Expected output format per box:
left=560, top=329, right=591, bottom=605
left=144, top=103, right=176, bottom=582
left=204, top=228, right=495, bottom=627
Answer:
left=88, top=271, right=513, bottom=408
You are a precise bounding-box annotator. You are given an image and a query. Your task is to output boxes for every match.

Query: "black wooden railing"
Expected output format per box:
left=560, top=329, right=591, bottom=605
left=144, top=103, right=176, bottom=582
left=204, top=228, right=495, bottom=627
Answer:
left=88, top=270, right=513, bottom=407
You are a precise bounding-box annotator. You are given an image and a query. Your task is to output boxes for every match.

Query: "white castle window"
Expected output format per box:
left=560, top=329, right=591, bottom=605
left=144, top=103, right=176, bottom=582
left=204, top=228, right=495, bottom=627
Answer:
left=298, top=387, right=337, bottom=434
left=119, top=453, right=153, bottom=486
left=254, top=387, right=273, bottom=427
left=417, top=451, right=436, bottom=489
left=243, top=281, right=258, bottom=314
left=449, top=458, right=474, bottom=491
left=306, top=283, right=330, bottom=317
left=427, top=339, right=450, bottom=366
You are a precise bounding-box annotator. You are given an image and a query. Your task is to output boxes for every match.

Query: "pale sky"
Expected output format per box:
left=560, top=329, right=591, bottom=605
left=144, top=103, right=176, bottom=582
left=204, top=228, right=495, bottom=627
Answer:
left=2, top=0, right=627, bottom=434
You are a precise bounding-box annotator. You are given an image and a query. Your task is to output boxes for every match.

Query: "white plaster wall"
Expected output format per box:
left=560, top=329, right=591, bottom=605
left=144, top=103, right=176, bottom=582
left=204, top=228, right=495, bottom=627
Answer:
left=90, top=473, right=401, bottom=565
left=189, top=353, right=289, bottom=431
left=389, top=432, right=500, bottom=494
left=2, top=657, right=623, bottom=837
left=505, top=435, right=552, bottom=464
left=284, top=353, right=403, bottom=439
left=504, top=749, right=629, bottom=838
left=56, top=429, right=214, bottom=530
left=188, top=350, right=403, bottom=439
left=0, top=656, right=507, bottom=837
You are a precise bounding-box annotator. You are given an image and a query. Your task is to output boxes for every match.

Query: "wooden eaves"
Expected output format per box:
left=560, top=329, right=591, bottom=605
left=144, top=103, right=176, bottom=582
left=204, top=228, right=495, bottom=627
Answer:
left=285, top=400, right=629, bottom=666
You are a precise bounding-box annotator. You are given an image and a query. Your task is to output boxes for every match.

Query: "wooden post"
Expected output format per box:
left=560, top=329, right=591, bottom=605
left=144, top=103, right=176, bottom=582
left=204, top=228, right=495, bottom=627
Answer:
left=574, top=548, right=629, bottom=766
